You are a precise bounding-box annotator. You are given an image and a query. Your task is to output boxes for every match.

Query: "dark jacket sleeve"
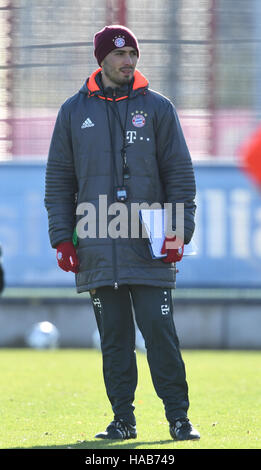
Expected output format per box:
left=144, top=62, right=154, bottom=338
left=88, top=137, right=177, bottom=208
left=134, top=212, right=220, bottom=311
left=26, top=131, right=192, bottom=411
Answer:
left=155, top=100, right=196, bottom=244
left=44, top=105, right=78, bottom=248
left=0, top=245, right=4, bottom=295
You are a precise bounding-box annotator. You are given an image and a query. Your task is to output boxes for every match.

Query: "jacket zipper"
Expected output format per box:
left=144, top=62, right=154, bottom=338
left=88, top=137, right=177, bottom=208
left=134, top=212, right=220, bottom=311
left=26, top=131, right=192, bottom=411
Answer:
left=111, top=91, right=119, bottom=290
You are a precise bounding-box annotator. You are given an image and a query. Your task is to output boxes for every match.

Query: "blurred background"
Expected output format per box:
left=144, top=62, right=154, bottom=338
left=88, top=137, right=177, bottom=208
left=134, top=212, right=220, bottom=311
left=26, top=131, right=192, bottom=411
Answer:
left=0, top=0, right=261, bottom=349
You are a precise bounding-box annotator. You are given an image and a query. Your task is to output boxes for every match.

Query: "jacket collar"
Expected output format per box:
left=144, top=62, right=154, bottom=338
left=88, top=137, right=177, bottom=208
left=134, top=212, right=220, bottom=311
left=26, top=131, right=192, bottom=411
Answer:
left=82, top=68, right=149, bottom=100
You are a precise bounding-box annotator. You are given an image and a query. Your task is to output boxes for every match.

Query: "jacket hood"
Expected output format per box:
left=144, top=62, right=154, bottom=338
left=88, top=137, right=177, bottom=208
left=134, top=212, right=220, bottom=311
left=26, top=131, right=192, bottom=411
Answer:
left=79, top=68, right=149, bottom=100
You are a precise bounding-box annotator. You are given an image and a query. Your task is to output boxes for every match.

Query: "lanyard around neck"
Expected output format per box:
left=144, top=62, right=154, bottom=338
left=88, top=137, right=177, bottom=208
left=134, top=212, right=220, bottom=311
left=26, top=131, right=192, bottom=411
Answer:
left=104, top=88, right=131, bottom=185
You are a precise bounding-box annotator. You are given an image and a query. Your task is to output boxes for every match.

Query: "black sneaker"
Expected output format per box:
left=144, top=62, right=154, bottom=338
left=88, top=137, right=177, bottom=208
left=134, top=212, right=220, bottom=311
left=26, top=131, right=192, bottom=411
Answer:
left=95, top=419, right=137, bottom=440
left=169, top=417, right=200, bottom=441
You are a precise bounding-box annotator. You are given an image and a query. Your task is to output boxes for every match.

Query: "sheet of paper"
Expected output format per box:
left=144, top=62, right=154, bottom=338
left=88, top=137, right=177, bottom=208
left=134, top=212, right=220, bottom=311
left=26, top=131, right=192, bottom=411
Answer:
left=139, top=208, right=197, bottom=259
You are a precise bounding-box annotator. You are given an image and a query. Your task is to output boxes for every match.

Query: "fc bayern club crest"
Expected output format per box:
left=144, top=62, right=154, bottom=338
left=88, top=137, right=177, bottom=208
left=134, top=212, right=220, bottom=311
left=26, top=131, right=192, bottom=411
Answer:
left=132, top=114, right=146, bottom=128
left=113, top=36, right=126, bottom=48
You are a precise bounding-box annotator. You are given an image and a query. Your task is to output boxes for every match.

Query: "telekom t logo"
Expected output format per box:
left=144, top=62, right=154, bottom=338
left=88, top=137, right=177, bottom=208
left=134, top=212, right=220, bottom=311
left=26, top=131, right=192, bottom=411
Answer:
left=126, top=130, right=137, bottom=144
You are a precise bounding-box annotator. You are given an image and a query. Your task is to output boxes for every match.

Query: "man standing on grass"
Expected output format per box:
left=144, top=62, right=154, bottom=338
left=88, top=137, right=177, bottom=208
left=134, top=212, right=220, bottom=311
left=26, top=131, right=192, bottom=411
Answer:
left=0, top=244, right=4, bottom=295
left=44, top=25, right=200, bottom=442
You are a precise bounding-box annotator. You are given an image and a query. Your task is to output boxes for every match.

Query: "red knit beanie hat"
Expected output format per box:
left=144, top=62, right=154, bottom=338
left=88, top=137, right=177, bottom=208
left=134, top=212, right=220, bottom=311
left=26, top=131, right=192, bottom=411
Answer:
left=94, top=25, right=140, bottom=66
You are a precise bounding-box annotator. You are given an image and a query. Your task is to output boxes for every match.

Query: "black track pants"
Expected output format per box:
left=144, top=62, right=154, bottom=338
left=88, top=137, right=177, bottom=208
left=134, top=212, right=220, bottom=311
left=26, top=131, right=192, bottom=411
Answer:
left=90, top=285, right=189, bottom=425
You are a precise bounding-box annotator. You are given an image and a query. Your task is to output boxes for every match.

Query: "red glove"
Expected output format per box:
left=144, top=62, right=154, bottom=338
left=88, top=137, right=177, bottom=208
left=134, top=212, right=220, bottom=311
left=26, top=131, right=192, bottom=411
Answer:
left=161, top=236, right=184, bottom=263
left=56, top=241, right=79, bottom=273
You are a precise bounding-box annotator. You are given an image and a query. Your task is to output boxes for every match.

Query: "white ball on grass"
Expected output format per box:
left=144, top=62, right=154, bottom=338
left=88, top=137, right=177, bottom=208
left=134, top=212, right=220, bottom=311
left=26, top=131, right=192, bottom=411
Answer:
left=25, top=321, right=60, bottom=349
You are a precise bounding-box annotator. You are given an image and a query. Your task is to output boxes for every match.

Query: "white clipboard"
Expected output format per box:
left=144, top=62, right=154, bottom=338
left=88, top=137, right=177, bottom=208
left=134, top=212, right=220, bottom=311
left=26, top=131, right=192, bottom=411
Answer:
left=139, top=208, right=197, bottom=259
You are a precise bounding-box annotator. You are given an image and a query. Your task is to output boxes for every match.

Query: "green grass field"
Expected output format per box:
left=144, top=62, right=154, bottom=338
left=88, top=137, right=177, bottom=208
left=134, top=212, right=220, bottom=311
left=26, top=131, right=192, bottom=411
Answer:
left=0, top=348, right=260, bottom=450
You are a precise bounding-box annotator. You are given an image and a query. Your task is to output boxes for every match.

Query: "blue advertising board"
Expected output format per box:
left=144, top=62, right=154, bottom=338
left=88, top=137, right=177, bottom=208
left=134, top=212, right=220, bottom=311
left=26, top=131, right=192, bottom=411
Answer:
left=0, top=162, right=261, bottom=288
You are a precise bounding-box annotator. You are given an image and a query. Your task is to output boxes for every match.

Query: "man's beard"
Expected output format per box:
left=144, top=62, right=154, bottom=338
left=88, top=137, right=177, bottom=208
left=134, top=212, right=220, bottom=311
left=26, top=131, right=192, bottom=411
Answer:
left=103, top=65, right=134, bottom=87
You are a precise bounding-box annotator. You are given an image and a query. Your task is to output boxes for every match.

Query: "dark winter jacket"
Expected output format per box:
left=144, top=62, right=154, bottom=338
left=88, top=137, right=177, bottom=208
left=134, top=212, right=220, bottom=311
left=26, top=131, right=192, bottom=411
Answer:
left=44, top=68, right=196, bottom=292
left=0, top=244, right=4, bottom=294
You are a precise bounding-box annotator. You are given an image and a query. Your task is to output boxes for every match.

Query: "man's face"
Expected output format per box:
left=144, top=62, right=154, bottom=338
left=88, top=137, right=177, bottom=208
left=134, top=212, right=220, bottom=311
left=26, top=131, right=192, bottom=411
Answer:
left=101, top=46, right=138, bottom=88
